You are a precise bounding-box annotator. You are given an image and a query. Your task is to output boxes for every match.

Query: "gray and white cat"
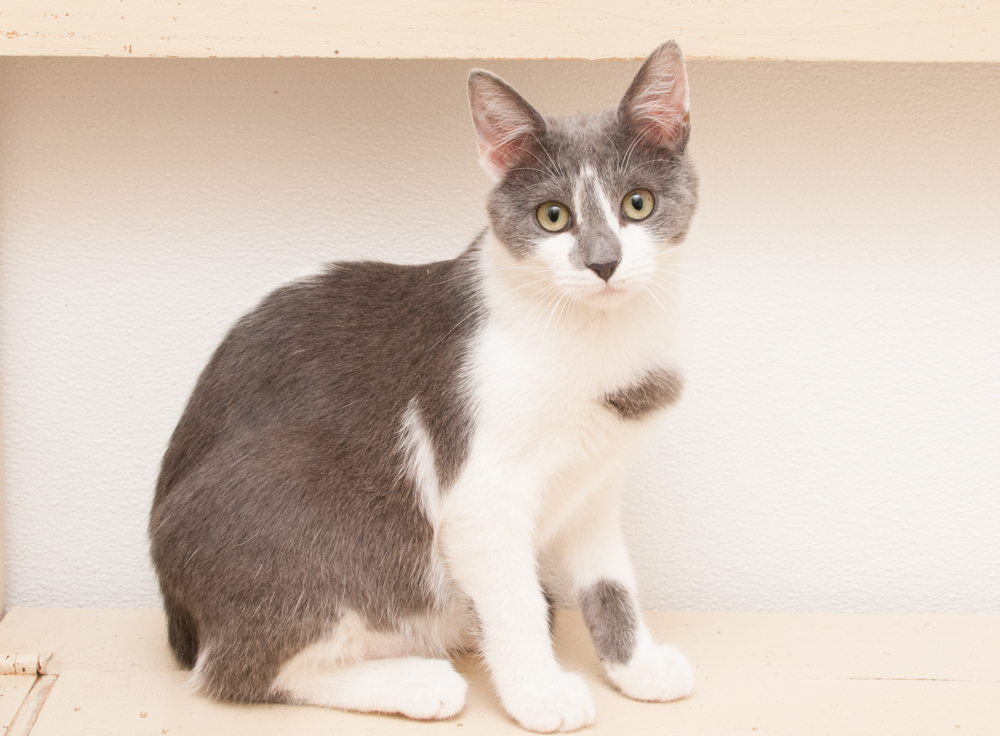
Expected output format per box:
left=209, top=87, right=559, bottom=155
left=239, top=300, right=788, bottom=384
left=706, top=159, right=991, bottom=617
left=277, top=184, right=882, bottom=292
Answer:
left=150, top=41, right=697, bottom=733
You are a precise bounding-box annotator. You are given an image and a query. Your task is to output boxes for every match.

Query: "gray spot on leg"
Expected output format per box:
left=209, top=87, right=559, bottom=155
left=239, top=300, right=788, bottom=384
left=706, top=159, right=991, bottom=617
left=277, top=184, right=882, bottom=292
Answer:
left=579, top=579, right=637, bottom=664
left=604, top=368, right=684, bottom=420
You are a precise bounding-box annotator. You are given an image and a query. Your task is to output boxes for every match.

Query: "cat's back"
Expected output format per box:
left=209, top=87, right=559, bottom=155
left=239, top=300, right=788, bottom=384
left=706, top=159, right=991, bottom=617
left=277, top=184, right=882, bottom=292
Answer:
left=154, top=248, right=482, bottom=504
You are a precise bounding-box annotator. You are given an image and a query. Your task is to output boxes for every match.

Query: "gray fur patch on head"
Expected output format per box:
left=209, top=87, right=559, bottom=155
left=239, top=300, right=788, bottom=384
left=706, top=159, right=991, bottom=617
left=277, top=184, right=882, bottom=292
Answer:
left=476, top=44, right=698, bottom=263
left=487, top=110, right=697, bottom=262
left=605, top=367, right=684, bottom=420
left=579, top=579, right=638, bottom=664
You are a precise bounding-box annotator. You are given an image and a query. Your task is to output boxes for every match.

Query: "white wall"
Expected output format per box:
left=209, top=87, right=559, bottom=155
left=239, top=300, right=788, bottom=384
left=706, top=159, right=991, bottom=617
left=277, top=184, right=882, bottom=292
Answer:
left=1, top=58, right=998, bottom=613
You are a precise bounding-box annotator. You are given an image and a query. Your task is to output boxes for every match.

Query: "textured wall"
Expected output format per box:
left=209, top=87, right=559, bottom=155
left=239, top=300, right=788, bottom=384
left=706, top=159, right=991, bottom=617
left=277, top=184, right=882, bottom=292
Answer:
left=1, top=58, right=998, bottom=612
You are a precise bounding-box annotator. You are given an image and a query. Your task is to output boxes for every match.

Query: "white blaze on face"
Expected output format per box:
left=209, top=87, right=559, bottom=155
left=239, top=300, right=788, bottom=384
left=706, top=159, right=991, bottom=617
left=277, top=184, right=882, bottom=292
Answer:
left=589, top=167, right=660, bottom=286
left=532, top=164, right=661, bottom=296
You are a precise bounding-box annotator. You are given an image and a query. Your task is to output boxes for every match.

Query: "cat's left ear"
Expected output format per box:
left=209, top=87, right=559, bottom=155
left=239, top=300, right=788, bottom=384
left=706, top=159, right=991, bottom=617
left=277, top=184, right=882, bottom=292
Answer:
left=468, top=70, right=547, bottom=181
left=618, top=41, right=691, bottom=152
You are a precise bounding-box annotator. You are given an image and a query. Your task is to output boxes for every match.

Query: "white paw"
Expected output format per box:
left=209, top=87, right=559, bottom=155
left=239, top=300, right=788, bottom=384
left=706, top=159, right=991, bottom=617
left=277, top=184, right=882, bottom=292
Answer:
left=396, top=658, right=468, bottom=720
left=502, top=671, right=596, bottom=733
left=606, top=644, right=693, bottom=702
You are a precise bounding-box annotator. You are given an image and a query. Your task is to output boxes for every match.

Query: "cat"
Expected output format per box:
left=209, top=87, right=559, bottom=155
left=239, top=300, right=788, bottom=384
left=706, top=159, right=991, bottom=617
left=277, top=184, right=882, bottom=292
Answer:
left=149, top=41, right=697, bottom=733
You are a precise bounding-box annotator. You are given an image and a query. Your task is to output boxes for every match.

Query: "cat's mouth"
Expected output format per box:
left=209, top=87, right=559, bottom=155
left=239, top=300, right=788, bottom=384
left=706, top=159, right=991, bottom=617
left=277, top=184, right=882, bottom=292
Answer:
left=581, top=280, right=633, bottom=304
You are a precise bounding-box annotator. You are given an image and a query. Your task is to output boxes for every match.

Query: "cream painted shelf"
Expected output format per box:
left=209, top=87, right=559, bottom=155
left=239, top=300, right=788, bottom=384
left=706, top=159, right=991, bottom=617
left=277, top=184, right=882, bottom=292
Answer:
left=1, top=0, right=999, bottom=61
left=0, top=608, right=998, bottom=735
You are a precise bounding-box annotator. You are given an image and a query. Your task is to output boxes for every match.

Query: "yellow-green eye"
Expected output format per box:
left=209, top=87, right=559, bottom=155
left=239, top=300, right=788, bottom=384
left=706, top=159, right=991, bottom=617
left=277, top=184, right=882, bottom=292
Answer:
left=536, top=202, right=571, bottom=233
left=622, top=189, right=655, bottom=221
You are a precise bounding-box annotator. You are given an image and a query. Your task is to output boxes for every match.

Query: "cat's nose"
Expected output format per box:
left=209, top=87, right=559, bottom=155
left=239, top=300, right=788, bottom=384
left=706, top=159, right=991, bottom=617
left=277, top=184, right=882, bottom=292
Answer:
left=587, top=260, right=620, bottom=282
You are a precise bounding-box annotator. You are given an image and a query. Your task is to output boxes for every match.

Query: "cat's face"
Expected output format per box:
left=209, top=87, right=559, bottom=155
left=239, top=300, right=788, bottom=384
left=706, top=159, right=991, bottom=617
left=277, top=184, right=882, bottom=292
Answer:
left=469, top=43, right=697, bottom=309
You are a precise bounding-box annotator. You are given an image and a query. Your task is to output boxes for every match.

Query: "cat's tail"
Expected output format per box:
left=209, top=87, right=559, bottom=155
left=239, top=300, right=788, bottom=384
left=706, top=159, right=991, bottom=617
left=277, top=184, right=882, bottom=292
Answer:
left=165, top=597, right=200, bottom=669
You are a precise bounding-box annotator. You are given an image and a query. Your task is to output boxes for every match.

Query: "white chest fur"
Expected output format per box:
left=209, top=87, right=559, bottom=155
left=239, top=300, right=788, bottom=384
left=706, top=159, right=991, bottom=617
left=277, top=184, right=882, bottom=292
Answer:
left=446, top=237, right=687, bottom=546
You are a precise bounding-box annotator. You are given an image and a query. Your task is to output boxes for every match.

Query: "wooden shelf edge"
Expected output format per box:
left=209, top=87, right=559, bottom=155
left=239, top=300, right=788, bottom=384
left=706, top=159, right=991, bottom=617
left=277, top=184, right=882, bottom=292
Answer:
left=2, top=0, right=1000, bottom=62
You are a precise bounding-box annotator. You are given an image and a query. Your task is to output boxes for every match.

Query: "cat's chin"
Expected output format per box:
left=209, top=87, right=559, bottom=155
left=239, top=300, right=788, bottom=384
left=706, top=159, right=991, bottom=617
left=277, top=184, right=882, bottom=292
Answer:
left=576, top=282, right=640, bottom=310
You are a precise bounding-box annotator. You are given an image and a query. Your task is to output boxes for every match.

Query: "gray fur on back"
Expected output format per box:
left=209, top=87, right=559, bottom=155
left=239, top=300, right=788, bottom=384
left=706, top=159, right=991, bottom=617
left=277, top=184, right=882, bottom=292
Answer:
left=150, top=245, right=481, bottom=701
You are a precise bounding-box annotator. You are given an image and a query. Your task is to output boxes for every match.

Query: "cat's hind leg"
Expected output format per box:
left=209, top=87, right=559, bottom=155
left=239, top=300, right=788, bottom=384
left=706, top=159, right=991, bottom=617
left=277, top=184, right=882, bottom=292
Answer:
left=268, top=611, right=468, bottom=720
left=273, top=655, right=468, bottom=720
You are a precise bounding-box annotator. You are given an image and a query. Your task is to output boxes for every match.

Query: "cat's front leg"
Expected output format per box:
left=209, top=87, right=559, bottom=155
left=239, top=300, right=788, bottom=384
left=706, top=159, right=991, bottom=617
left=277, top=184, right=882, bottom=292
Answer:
left=553, top=480, right=694, bottom=703
left=440, top=470, right=596, bottom=733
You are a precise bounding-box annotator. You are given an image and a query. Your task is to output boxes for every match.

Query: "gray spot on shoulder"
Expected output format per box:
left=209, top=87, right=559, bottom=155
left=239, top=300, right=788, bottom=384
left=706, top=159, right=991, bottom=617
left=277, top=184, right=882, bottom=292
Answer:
left=579, top=579, right=637, bottom=664
left=604, top=367, right=684, bottom=420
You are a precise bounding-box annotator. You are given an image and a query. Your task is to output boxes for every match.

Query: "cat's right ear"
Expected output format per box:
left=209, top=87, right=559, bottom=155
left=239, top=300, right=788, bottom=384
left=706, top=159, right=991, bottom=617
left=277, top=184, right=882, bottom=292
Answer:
left=468, top=70, right=546, bottom=181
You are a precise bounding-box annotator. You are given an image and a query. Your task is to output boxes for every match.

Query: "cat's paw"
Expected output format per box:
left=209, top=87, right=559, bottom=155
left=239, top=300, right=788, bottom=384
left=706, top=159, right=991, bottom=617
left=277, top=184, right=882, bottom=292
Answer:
left=395, top=658, right=468, bottom=720
left=502, top=671, right=596, bottom=733
left=605, top=644, right=693, bottom=702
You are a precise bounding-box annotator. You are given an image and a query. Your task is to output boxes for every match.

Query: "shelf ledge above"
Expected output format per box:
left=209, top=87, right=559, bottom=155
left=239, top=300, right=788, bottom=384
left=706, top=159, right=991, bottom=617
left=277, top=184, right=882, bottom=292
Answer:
left=2, top=0, right=999, bottom=62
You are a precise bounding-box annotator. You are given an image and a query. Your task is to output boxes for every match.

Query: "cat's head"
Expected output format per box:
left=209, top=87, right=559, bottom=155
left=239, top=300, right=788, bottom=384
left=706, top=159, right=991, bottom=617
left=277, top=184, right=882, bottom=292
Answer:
left=468, top=42, right=697, bottom=308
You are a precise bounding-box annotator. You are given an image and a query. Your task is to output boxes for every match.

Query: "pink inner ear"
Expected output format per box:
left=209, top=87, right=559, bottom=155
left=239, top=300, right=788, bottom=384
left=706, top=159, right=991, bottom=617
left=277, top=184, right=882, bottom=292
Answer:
left=474, top=119, right=532, bottom=178
left=469, top=73, right=544, bottom=179
left=624, top=50, right=691, bottom=150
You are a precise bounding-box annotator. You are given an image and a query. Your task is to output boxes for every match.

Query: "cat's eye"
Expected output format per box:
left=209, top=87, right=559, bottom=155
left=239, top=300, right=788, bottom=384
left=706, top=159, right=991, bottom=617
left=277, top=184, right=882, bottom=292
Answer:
left=622, top=189, right=655, bottom=221
left=536, top=202, right=571, bottom=233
